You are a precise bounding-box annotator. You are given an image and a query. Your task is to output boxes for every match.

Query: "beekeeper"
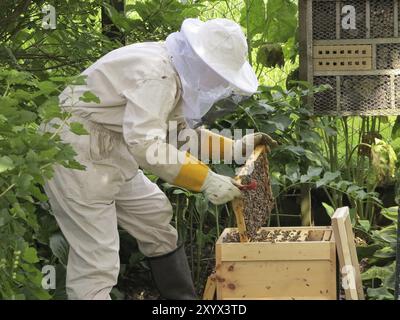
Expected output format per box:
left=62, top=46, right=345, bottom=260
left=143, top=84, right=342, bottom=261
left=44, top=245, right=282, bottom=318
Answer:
left=44, top=18, right=272, bottom=300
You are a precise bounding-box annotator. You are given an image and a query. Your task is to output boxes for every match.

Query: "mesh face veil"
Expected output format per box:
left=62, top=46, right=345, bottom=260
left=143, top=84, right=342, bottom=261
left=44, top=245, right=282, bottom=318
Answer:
left=165, top=31, right=239, bottom=128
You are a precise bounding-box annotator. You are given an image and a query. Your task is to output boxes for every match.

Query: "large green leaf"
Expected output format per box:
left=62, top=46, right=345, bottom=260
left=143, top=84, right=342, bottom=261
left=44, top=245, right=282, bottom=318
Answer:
left=381, top=207, right=398, bottom=222
left=79, top=91, right=100, bottom=104
left=240, top=0, right=266, bottom=37
left=22, top=247, right=39, bottom=264
left=38, top=97, right=62, bottom=121
left=0, top=156, right=14, bottom=173
left=373, top=247, right=396, bottom=259
left=316, top=171, right=341, bottom=188
left=102, top=2, right=133, bottom=33
left=266, top=114, right=292, bottom=132
left=322, top=202, right=334, bottom=218
left=362, top=264, right=393, bottom=281
left=308, top=166, right=323, bottom=178
left=358, top=220, right=371, bottom=232
left=300, top=130, right=322, bottom=143
left=0, top=209, right=11, bottom=227
left=285, top=162, right=300, bottom=183
left=265, top=0, right=298, bottom=43
left=366, top=287, right=394, bottom=300
left=356, top=244, right=381, bottom=260
left=69, top=122, right=89, bottom=136
left=375, top=225, right=397, bottom=244
left=195, top=194, right=209, bottom=216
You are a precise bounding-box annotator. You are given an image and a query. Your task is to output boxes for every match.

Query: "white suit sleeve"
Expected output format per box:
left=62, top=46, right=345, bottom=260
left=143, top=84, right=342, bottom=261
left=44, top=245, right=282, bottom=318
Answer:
left=122, top=77, right=209, bottom=191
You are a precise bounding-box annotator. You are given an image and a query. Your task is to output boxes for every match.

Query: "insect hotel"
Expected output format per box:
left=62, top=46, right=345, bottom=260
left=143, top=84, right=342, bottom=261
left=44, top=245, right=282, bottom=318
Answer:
left=299, top=0, right=400, bottom=115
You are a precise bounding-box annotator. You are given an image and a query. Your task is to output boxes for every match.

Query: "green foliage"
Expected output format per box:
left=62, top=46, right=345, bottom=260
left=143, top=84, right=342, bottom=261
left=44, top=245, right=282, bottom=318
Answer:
left=0, top=68, right=83, bottom=299
left=369, top=139, right=397, bottom=186
left=322, top=202, right=334, bottom=218
left=212, top=84, right=382, bottom=223
left=0, top=1, right=117, bottom=74
left=257, top=43, right=285, bottom=68
left=240, top=0, right=265, bottom=36
left=124, top=0, right=200, bottom=42
left=264, top=0, right=298, bottom=43
left=360, top=207, right=398, bottom=300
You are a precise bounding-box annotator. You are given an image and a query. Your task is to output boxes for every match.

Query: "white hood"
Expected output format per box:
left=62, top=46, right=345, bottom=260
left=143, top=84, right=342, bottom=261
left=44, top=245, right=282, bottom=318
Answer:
left=165, top=31, right=236, bottom=128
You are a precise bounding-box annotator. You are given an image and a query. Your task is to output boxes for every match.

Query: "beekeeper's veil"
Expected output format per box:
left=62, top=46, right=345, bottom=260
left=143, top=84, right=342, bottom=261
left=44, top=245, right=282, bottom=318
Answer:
left=165, top=18, right=259, bottom=128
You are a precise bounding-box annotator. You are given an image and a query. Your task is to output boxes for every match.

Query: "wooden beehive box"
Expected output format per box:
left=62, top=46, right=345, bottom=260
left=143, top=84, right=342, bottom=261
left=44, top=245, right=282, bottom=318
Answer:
left=215, top=226, right=337, bottom=300
left=299, top=0, right=400, bottom=115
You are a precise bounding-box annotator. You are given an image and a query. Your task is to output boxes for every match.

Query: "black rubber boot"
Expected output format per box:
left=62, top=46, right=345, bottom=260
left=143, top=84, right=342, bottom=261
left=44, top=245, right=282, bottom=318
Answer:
left=148, top=245, right=197, bottom=300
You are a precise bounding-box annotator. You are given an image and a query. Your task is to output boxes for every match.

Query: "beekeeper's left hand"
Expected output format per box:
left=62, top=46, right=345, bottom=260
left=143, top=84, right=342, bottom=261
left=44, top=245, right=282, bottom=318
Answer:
left=200, top=171, right=241, bottom=205
left=239, top=132, right=278, bottom=151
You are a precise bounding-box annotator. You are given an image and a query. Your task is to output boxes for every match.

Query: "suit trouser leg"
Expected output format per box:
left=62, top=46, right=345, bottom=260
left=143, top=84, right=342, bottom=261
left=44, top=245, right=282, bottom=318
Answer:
left=45, top=178, right=120, bottom=300
left=115, top=170, right=178, bottom=258
left=43, top=117, right=124, bottom=300
left=46, top=168, right=179, bottom=299
left=115, top=171, right=196, bottom=299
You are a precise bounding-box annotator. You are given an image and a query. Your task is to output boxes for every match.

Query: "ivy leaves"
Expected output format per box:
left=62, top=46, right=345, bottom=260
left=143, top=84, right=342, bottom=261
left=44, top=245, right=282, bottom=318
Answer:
left=0, top=69, right=95, bottom=299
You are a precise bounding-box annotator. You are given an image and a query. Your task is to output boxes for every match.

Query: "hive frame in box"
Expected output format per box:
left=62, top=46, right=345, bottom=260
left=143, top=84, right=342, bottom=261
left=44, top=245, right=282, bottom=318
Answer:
left=231, top=144, right=270, bottom=242
left=206, top=207, right=367, bottom=300
left=299, top=0, right=400, bottom=116
left=215, top=226, right=337, bottom=300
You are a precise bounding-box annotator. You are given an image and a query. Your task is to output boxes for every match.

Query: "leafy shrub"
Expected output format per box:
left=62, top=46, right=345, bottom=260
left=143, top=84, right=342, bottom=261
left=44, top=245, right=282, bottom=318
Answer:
left=0, top=69, right=82, bottom=299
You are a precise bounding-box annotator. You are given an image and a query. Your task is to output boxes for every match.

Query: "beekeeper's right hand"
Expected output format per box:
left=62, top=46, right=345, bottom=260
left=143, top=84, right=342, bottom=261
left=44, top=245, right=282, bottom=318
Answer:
left=200, top=171, right=241, bottom=205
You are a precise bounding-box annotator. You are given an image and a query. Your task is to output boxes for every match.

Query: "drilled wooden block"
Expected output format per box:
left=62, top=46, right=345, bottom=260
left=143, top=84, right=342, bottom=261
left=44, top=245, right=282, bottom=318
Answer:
left=314, top=57, right=372, bottom=71
left=313, top=45, right=372, bottom=59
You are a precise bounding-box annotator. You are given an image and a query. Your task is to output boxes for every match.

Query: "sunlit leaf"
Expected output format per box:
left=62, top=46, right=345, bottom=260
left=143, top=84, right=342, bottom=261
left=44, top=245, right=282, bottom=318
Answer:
left=0, top=156, right=14, bottom=173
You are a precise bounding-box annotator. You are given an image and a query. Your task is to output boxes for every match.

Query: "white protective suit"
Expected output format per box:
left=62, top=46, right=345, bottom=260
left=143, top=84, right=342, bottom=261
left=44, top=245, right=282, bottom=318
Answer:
left=44, top=18, right=260, bottom=300
left=44, top=42, right=230, bottom=299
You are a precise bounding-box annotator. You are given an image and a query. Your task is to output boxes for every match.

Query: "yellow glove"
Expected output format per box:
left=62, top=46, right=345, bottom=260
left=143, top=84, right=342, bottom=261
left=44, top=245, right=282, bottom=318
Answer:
left=172, top=152, right=209, bottom=192
left=172, top=153, right=241, bottom=206
left=200, top=129, right=277, bottom=159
